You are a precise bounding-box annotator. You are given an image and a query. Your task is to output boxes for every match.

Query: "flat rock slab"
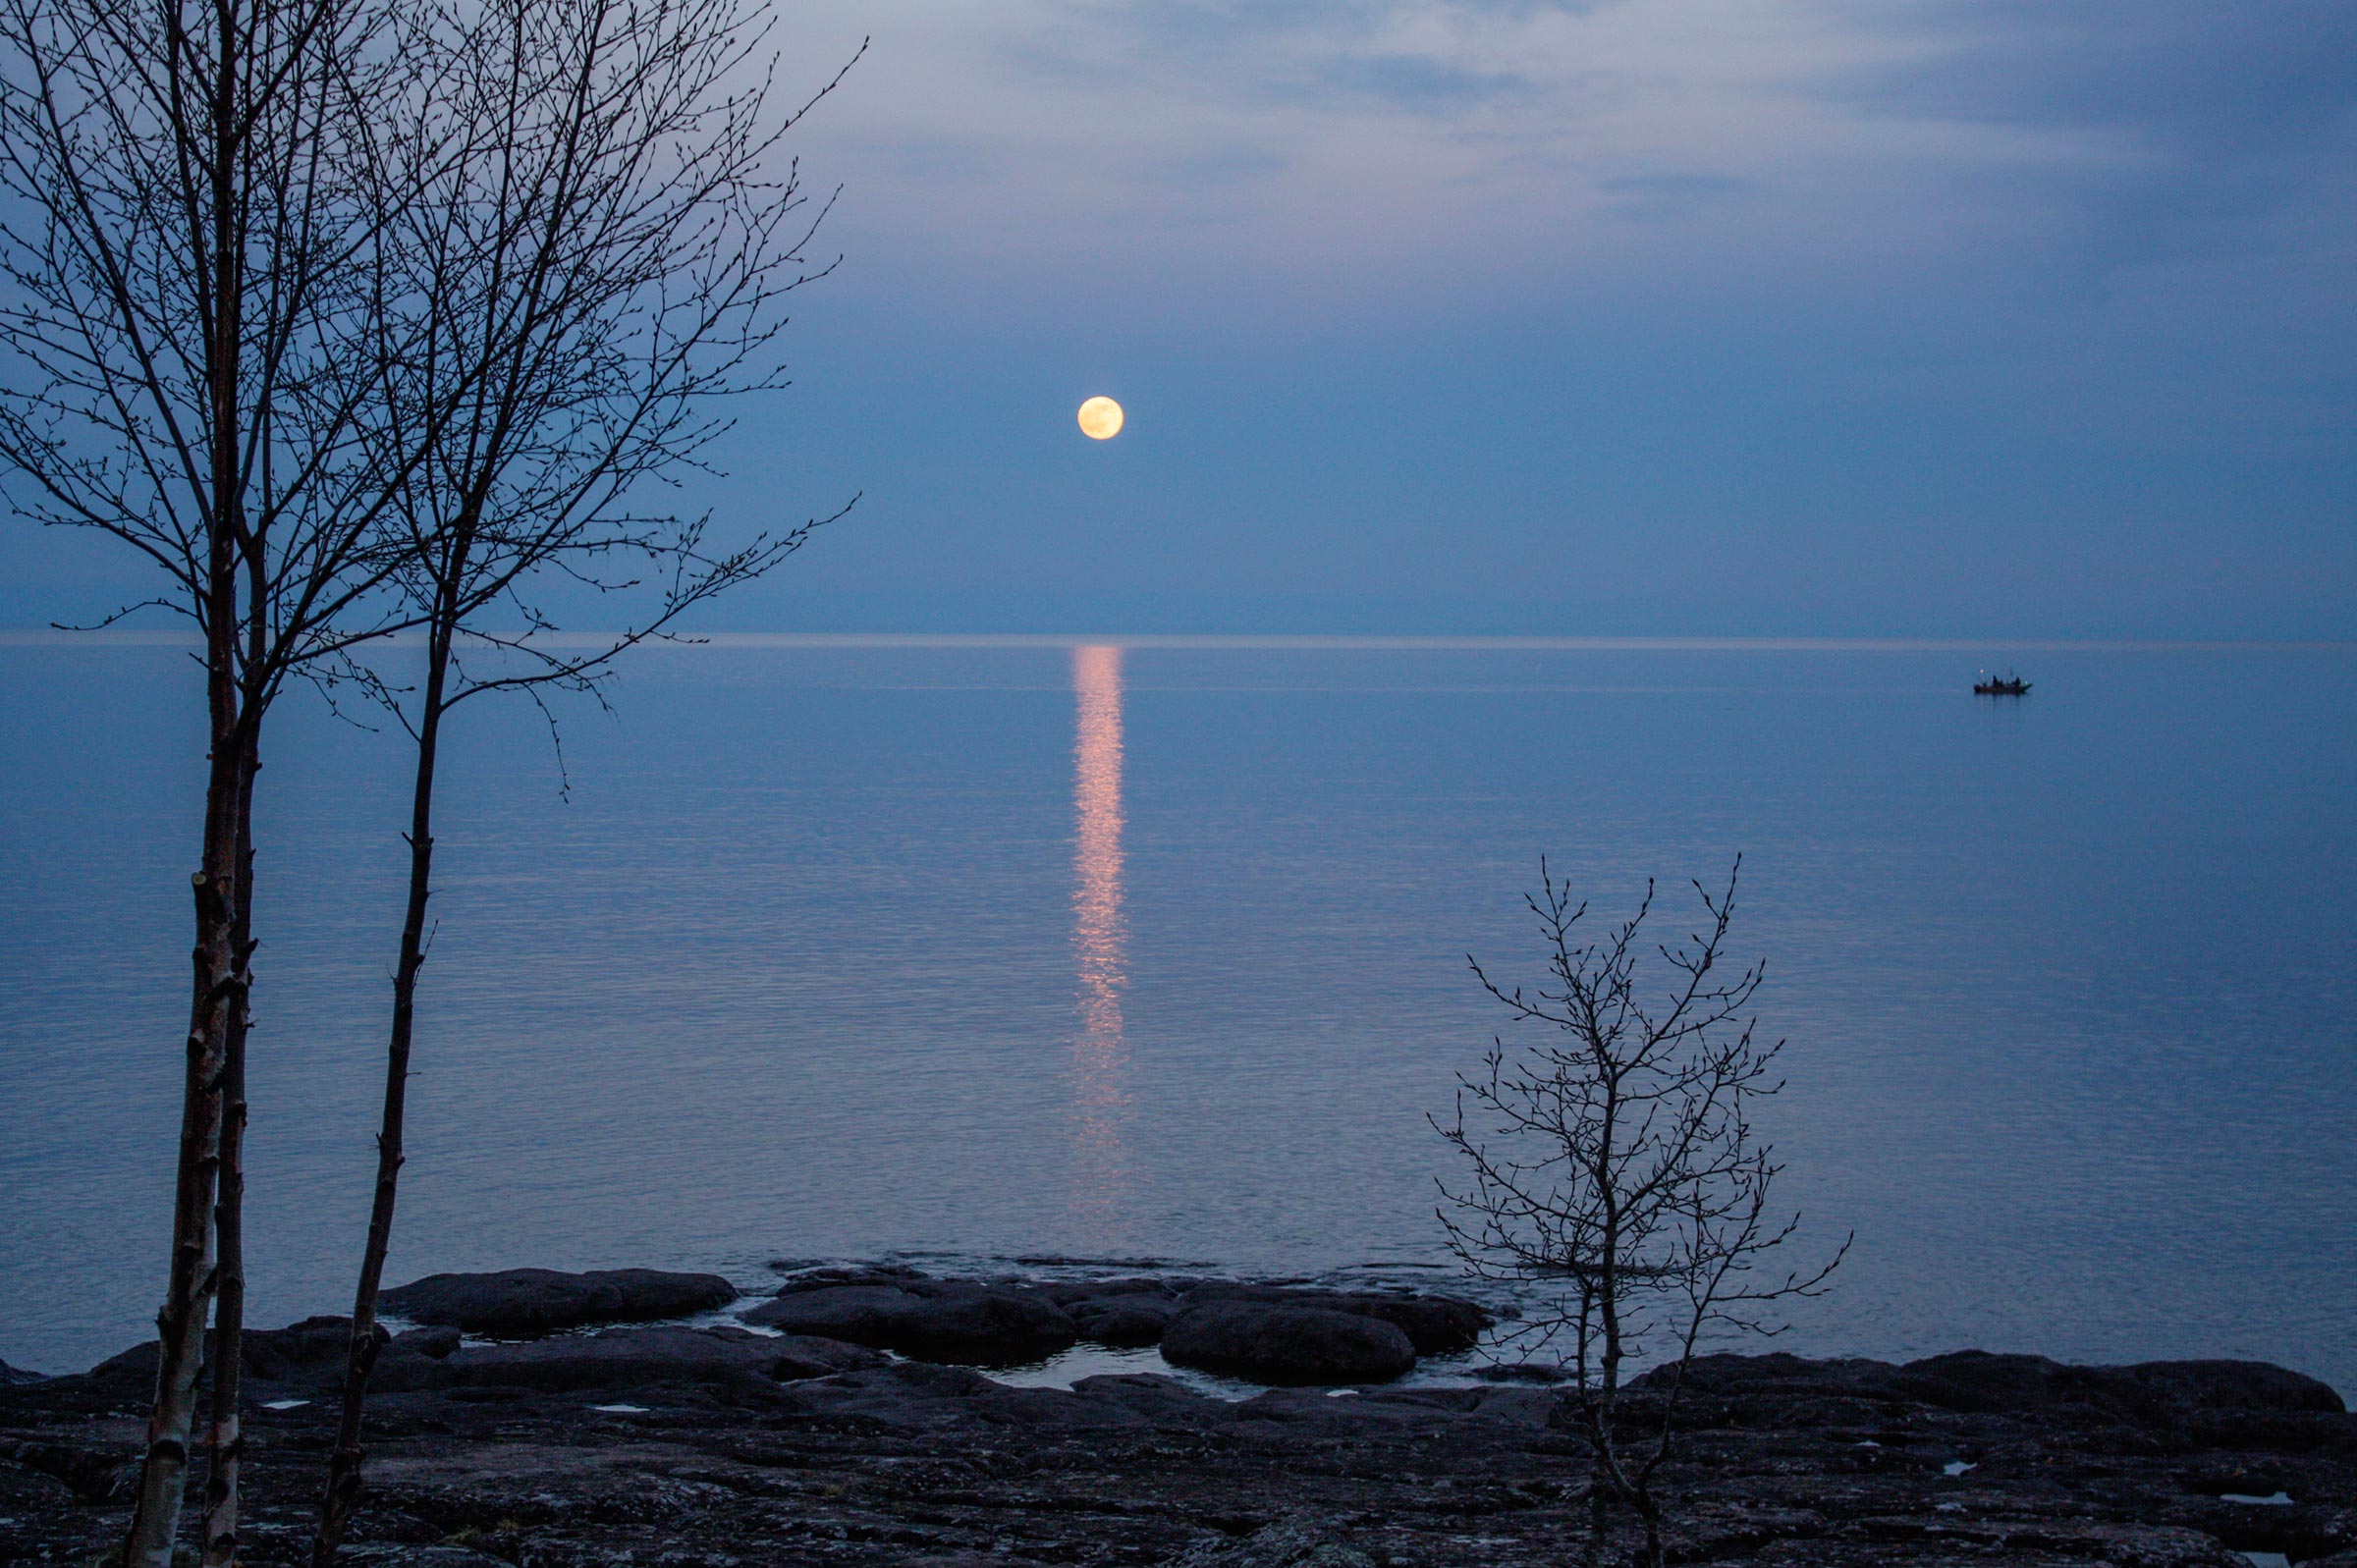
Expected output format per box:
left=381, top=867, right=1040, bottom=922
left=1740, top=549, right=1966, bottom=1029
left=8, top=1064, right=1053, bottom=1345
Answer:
left=4, top=1339, right=2354, bottom=1568
left=345, top=1550, right=516, bottom=1568
left=380, top=1268, right=738, bottom=1335
left=1657, top=1349, right=2347, bottom=1419
left=1168, top=1520, right=1378, bottom=1567
left=370, top=1325, right=884, bottom=1393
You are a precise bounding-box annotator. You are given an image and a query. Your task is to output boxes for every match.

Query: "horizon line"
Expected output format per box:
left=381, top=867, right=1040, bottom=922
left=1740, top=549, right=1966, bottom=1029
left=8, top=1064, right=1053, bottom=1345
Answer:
left=4, top=627, right=2354, bottom=654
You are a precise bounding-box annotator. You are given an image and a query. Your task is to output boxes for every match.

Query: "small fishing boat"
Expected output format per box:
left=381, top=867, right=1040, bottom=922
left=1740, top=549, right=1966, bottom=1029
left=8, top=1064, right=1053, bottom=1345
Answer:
left=1974, top=671, right=2031, bottom=696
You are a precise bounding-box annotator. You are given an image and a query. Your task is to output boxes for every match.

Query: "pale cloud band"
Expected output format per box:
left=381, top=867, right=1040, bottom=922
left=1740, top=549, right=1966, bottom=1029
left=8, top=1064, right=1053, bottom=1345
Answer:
left=789, top=0, right=2357, bottom=311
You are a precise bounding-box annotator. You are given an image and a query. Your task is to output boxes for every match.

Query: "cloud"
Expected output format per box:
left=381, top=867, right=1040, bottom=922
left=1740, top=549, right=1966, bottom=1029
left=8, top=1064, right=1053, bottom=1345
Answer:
left=1306, top=52, right=1533, bottom=111
left=1596, top=169, right=1751, bottom=221
left=1030, top=0, right=1547, bottom=117
left=1134, top=146, right=1291, bottom=186
left=1832, top=1, right=2357, bottom=150
left=787, top=0, right=2355, bottom=346
left=1110, top=0, right=1614, bottom=50
left=1818, top=0, right=2357, bottom=247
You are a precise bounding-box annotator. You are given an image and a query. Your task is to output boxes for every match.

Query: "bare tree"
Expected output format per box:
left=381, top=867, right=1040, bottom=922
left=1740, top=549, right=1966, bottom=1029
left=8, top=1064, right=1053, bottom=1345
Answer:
left=1435, top=858, right=1848, bottom=1568
left=0, top=3, right=445, bottom=1561
left=308, top=2, right=856, bottom=1558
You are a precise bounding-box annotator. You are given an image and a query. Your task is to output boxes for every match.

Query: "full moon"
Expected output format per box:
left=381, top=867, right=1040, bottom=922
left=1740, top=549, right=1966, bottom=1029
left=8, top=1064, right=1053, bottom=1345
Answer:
left=1077, top=396, right=1124, bottom=440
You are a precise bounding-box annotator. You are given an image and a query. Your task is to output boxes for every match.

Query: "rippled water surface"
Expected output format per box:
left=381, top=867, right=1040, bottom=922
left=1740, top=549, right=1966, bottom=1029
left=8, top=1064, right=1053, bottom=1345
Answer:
left=2, top=639, right=2352, bottom=1392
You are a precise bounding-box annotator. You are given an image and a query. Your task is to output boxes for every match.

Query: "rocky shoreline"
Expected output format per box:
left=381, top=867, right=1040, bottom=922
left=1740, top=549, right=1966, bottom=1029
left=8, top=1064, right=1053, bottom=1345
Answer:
left=3, top=1264, right=2352, bottom=1566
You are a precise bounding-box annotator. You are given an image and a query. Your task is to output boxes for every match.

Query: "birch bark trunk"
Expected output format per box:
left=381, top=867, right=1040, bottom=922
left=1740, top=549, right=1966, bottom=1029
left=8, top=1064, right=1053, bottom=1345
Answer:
left=122, top=633, right=246, bottom=1568
left=204, top=742, right=259, bottom=1567
left=122, top=9, right=251, bottom=1552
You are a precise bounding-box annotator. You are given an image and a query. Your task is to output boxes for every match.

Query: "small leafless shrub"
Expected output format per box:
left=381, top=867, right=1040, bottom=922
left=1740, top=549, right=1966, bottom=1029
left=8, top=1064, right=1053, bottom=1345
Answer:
left=1436, top=857, right=1849, bottom=1568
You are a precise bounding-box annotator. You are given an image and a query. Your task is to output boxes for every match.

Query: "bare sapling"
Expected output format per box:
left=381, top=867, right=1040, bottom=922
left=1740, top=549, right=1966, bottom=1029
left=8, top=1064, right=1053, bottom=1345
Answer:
left=1435, top=857, right=1848, bottom=1568
left=308, top=2, right=857, bottom=1559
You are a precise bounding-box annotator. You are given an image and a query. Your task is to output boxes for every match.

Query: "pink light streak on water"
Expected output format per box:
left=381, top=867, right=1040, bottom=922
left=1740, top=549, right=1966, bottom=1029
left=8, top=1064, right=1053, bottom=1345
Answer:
left=1069, top=644, right=1130, bottom=1235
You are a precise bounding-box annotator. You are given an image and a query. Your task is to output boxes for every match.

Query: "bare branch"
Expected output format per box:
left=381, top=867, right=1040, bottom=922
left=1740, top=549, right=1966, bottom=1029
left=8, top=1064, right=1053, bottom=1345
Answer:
left=1436, top=860, right=1846, bottom=1568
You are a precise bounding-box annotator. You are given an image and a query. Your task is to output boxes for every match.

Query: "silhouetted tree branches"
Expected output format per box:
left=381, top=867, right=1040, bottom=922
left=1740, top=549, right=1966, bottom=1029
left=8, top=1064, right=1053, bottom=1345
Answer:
left=0, top=3, right=446, bottom=1559
left=310, top=3, right=856, bottom=1559
left=1436, top=858, right=1848, bottom=1568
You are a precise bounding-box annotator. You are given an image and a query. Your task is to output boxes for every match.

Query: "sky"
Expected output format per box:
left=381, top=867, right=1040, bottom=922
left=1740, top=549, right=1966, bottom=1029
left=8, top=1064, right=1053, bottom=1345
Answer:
left=7, top=0, right=2355, bottom=636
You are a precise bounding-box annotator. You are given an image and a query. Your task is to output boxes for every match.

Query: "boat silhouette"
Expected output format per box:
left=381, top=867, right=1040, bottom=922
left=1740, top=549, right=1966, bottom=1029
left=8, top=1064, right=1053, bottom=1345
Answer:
left=1974, top=671, right=2032, bottom=696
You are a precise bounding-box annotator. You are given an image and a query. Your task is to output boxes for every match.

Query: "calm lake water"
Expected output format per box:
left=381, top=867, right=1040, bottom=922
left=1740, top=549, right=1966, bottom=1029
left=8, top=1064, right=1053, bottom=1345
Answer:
left=2, top=637, right=2352, bottom=1393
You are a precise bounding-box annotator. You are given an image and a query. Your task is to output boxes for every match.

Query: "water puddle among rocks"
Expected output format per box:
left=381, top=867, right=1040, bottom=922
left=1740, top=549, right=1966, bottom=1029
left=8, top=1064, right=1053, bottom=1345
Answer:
left=983, top=1343, right=1254, bottom=1398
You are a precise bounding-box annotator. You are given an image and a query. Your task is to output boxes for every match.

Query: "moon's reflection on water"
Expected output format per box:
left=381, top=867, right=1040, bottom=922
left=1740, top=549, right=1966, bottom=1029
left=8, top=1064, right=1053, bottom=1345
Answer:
left=1069, top=644, right=1129, bottom=1234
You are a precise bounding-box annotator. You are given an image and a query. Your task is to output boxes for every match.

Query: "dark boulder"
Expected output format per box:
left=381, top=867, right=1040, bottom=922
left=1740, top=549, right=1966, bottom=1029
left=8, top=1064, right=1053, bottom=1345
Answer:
left=2121, top=1359, right=2345, bottom=1415
left=1161, top=1304, right=1416, bottom=1386
left=745, top=1271, right=1483, bottom=1361
left=1471, top=1362, right=1569, bottom=1384
left=1072, top=1294, right=1181, bottom=1347
left=390, top=1325, right=462, bottom=1360
left=1639, top=1351, right=1901, bottom=1398
left=85, top=1316, right=384, bottom=1391
left=1180, top=1284, right=1491, bottom=1356
left=1892, top=1350, right=2167, bottom=1418
left=1040, top=1277, right=1188, bottom=1347
left=1651, top=1350, right=2347, bottom=1428
left=381, top=1268, right=738, bottom=1335
left=1336, top=1292, right=1491, bottom=1356
left=743, top=1279, right=1076, bottom=1365
left=373, top=1325, right=880, bottom=1393
left=745, top=1283, right=914, bottom=1336
left=1040, top=1275, right=1203, bottom=1306
left=1891, top=1351, right=2345, bottom=1422
left=239, top=1315, right=377, bottom=1381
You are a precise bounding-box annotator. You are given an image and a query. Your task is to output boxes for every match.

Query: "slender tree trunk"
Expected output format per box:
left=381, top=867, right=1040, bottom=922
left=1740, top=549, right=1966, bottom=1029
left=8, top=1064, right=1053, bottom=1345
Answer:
left=124, top=12, right=248, bottom=1553
left=122, top=634, right=245, bottom=1568
left=1637, top=1498, right=1666, bottom=1568
left=204, top=740, right=259, bottom=1568
left=313, top=628, right=453, bottom=1568
left=1587, top=1135, right=1632, bottom=1563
